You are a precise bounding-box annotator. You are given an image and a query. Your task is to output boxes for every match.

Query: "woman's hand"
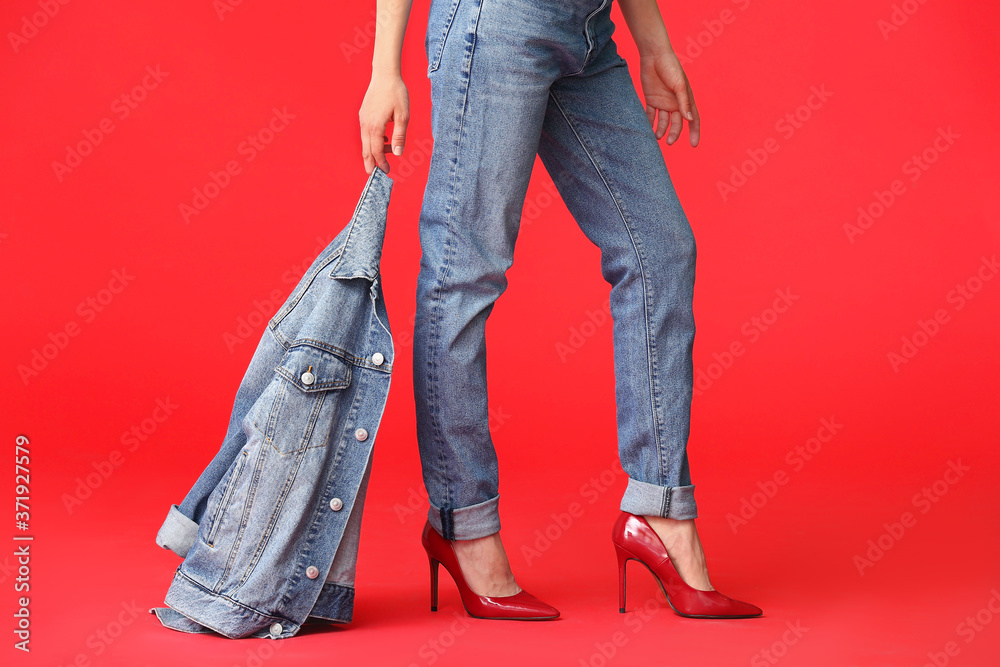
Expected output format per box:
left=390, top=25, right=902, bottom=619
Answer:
left=638, top=50, right=700, bottom=147
left=359, top=72, right=409, bottom=175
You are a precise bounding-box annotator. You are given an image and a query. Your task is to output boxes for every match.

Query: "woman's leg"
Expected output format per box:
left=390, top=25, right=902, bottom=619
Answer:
left=414, top=0, right=627, bottom=595
left=536, top=4, right=711, bottom=588
left=415, top=0, right=553, bottom=542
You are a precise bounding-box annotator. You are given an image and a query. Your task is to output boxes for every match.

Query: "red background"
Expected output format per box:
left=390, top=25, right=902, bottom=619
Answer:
left=3, top=0, right=998, bottom=665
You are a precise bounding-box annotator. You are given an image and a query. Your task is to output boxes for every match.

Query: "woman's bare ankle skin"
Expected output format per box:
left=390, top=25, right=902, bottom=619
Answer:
left=644, top=516, right=714, bottom=591
left=451, top=532, right=521, bottom=597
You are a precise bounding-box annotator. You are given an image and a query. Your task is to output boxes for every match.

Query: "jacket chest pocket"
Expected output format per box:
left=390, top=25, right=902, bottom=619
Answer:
left=253, top=345, right=353, bottom=456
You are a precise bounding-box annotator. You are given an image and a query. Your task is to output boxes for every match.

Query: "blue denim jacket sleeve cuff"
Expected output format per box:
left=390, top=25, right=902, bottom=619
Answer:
left=155, top=503, right=198, bottom=558
left=620, top=479, right=697, bottom=520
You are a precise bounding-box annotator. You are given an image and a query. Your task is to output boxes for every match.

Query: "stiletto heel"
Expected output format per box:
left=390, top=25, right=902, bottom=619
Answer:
left=420, top=522, right=560, bottom=620
left=615, top=544, right=632, bottom=613
left=429, top=557, right=439, bottom=612
left=611, top=512, right=762, bottom=619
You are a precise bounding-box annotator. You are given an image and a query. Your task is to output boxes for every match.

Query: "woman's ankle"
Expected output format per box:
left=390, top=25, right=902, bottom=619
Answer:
left=643, top=516, right=714, bottom=591
left=452, top=533, right=521, bottom=597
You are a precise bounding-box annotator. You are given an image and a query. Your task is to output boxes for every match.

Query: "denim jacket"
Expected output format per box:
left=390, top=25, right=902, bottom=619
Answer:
left=149, top=167, right=394, bottom=639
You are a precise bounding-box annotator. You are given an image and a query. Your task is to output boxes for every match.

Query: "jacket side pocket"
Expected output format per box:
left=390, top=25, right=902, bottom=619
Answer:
left=203, top=449, right=249, bottom=548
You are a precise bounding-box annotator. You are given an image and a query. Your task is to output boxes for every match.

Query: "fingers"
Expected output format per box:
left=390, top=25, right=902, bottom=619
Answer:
left=360, top=110, right=408, bottom=173
left=658, top=85, right=700, bottom=148
left=645, top=104, right=657, bottom=134
left=687, top=94, right=701, bottom=148
left=675, top=84, right=695, bottom=123
left=369, top=122, right=390, bottom=174
left=360, top=114, right=388, bottom=174
left=649, top=104, right=668, bottom=140
left=391, top=108, right=408, bottom=157
left=360, top=120, right=374, bottom=174
left=666, top=110, right=682, bottom=146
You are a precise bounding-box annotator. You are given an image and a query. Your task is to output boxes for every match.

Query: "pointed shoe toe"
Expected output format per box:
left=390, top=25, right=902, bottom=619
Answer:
left=471, top=590, right=560, bottom=620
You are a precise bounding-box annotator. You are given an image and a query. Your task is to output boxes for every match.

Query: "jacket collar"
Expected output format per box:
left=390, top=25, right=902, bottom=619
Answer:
left=329, top=167, right=392, bottom=281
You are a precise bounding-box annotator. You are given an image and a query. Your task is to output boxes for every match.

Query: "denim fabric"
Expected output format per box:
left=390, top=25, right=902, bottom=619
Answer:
left=415, top=0, right=698, bottom=540
left=150, top=167, right=394, bottom=639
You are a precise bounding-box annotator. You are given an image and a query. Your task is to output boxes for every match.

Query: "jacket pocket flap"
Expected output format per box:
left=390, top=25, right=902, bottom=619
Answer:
left=274, top=345, right=352, bottom=392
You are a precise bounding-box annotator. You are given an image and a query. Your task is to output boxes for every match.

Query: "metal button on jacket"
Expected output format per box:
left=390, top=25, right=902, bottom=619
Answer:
left=152, top=166, right=395, bottom=640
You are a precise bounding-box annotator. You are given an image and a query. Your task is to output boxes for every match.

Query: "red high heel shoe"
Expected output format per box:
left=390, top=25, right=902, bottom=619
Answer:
left=421, top=522, right=560, bottom=620
left=613, top=512, right=762, bottom=618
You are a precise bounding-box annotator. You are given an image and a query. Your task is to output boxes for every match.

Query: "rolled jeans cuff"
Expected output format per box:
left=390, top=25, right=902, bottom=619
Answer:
left=620, top=479, right=697, bottom=520
left=427, top=495, right=501, bottom=541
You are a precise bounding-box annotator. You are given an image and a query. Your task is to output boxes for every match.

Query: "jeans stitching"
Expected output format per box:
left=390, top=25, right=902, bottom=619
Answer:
left=546, top=87, right=665, bottom=485
left=422, top=0, right=486, bottom=517
left=566, top=0, right=610, bottom=77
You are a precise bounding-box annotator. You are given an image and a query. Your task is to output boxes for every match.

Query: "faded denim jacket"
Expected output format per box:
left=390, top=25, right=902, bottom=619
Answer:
left=150, top=167, right=394, bottom=639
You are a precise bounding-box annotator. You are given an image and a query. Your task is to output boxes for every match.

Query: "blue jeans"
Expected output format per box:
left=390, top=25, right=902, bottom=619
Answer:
left=415, top=0, right=698, bottom=540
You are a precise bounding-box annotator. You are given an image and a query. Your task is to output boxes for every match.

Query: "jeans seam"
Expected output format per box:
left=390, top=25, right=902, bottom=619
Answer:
left=566, top=0, right=610, bottom=77
left=546, top=87, right=666, bottom=485
left=424, top=0, right=485, bottom=516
